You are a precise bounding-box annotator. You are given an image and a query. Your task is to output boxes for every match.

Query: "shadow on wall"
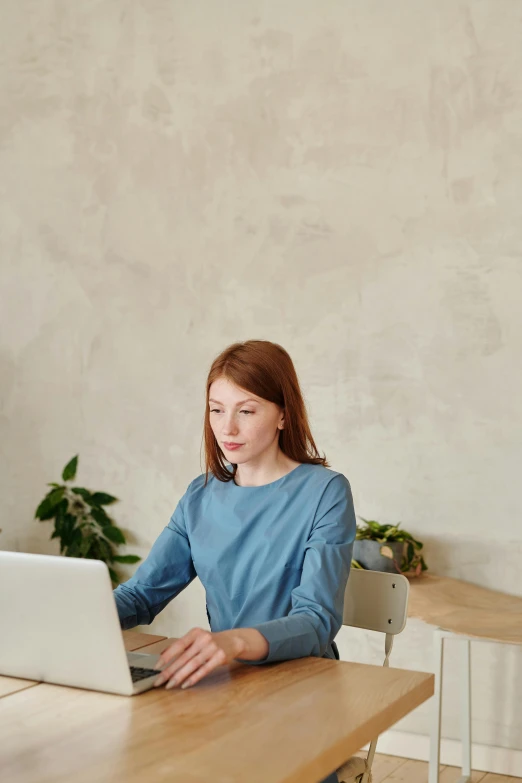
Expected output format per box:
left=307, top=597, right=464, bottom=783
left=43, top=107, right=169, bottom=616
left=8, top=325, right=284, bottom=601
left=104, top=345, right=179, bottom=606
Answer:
left=421, top=534, right=522, bottom=598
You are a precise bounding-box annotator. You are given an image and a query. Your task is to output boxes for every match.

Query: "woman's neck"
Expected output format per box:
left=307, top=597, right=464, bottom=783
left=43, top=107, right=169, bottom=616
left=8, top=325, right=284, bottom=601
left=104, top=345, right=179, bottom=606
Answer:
left=234, top=451, right=301, bottom=487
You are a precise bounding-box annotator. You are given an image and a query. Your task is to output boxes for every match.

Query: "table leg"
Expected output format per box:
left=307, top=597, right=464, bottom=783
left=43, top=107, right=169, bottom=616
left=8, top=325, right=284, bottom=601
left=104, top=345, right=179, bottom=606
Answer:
left=429, top=629, right=444, bottom=783
left=457, top=638, right=472, bottom=783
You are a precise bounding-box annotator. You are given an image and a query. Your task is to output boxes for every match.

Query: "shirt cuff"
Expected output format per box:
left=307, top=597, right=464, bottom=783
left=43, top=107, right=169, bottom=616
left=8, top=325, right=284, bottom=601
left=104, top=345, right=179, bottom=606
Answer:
left=236, top=615, right=321, bottom=665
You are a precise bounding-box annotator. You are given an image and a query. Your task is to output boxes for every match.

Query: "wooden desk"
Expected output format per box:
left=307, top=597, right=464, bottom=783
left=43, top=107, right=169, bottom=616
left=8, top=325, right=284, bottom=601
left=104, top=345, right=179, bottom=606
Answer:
left=408, top=575, right=522, bottom=783
left=0, top=631, right=434, bottom=783
left=408, top=573, right=522, bottom=645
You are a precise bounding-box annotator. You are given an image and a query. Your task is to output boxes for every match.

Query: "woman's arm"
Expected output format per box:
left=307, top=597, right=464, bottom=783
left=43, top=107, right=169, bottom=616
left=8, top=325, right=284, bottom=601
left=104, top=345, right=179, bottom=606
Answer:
left=229, top=627, right=270, bottom=660
left=113, top=496, right=196, bottom=629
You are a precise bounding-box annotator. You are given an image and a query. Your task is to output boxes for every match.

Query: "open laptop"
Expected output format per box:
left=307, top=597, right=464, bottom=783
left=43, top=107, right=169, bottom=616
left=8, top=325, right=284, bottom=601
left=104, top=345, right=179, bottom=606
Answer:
left=0, top=550, right=164, bottom=696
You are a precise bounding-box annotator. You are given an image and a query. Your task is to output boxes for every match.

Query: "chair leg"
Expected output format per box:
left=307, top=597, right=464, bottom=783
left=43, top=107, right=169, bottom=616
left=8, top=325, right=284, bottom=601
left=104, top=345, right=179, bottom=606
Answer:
left=429, top=629, right=444, bottom=783
left=459, top=638, right=472, bottom=783
left=360, top=736, right=378, bottom=783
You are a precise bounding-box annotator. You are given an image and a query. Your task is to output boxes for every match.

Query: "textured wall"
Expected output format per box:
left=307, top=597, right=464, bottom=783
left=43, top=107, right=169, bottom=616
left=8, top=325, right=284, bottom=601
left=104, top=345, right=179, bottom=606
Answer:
left=1, top=0, right=521, bottom=750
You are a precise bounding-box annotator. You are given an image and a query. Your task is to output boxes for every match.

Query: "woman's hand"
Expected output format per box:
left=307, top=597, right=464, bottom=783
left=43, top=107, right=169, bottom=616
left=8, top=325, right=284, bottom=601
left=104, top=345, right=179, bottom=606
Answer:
left=153, top=628, right=246, bottom=690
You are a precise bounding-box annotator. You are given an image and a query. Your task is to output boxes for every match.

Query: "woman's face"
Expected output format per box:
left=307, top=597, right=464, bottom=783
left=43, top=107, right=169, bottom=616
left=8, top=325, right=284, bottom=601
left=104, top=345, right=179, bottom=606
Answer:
left=208, top=377, right=284, bottom=465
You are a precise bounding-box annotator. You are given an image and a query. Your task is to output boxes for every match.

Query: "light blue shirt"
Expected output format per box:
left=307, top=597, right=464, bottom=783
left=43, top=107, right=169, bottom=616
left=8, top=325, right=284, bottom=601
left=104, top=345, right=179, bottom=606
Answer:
left=113, top=463, right=356, bottom=663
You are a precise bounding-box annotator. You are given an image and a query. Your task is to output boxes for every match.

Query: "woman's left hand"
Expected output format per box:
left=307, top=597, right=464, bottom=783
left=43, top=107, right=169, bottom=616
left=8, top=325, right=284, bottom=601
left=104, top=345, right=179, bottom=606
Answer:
left=153, top=628, right=245, bottom=690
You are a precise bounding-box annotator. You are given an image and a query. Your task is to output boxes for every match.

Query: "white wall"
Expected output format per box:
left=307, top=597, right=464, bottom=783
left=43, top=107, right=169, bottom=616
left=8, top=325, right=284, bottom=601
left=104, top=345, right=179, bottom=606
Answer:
left=1, top=0, right=521, bottom=754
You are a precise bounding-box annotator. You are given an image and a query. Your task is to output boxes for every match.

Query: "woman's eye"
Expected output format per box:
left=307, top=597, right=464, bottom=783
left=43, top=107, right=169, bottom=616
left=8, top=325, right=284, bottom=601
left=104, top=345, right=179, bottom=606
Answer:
left=209, top=409, right=253, bottom=414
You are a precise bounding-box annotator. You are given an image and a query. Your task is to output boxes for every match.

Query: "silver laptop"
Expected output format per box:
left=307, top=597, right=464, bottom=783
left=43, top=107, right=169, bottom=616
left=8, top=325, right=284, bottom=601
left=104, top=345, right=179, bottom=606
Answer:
left=0, top=551, right=163, bottom=696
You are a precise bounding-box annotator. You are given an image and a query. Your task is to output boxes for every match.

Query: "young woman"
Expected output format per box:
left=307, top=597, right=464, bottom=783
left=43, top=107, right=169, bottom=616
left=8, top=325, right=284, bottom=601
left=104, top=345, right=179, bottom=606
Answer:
left=114, top=339, right=356, bottom=783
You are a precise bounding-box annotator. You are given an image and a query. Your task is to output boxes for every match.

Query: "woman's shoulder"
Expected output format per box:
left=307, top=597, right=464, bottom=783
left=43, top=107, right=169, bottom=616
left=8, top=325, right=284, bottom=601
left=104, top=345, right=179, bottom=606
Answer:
left=184, top=471, right=218, bottom=498
left=182, top=468, right=240, bottom=502
left=298, top=462, right=351, bottom=489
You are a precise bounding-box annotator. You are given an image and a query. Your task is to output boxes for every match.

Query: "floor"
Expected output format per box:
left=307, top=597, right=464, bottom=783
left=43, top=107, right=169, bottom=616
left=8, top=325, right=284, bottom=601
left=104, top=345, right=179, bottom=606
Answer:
left=357, top=752, right=522, bottom=783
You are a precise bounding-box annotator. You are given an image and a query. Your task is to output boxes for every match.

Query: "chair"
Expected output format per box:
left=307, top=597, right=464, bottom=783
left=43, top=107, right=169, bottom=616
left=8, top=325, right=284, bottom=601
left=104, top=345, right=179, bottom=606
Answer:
left=336, top=569, right=410, bottom=783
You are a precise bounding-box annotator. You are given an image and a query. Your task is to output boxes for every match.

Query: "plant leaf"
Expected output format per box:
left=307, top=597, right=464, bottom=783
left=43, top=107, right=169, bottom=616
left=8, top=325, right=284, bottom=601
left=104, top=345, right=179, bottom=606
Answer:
left=53, top=499, right=68, bottom=535
left=64, top=527, right=83, bottom=556
left=358, top=516, right=378, bottom=525
left=380, top=545, right=394, bottom=560
left=112, top=554, right=141, bottom=564
left=62, top=455, right=78, bottom=482
left=103, top=525, right=126, bottom=545
left=357, top=517, right=384, bottom=532
left=35, top=487, right=66, bottom=520
left=108, top=567, right=119, bottom=585
left=98, top=537, right=115, bottom=562
left=87, top=536, right=114, bottom=563
left=91, top=506, right=111, bottom=527
left=79, top=536, right=93, bottom=557
left=398, top=531, right=413, bottom=540
left=90, top=492, right=119, bottom=506
left=59, top=514, right=78, bottom=547
left=71, top=487, right=93, bottom=502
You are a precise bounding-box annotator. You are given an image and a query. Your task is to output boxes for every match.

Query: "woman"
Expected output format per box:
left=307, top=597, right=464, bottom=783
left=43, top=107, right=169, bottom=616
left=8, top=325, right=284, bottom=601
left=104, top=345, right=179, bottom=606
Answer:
left=114, top=339, right=356, bottom=783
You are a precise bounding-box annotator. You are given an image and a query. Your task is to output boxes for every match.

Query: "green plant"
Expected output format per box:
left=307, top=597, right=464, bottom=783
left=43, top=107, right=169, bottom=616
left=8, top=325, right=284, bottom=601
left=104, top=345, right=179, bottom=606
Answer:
left=353, top=517, right=428, bottom=576
left=35, top=455, right=141, bottom=585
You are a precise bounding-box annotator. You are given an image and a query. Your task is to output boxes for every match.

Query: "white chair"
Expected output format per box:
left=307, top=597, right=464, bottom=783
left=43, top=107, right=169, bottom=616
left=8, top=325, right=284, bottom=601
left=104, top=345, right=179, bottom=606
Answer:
left=336, top=569, right=410, bottom=783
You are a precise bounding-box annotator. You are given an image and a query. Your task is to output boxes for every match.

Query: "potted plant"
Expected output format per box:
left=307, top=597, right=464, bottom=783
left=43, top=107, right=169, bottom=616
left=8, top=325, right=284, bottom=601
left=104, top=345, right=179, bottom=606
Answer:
left=35, top=455, right=141, bottom=585
left=352, top=517, right=428, bottom=577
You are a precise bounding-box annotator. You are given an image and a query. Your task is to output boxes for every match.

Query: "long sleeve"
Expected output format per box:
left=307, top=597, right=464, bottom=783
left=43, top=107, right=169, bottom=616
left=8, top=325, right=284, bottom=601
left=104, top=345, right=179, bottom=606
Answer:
left=245, top=473, right=356, bottom=664
left=113, top=495, right=196, bottom=630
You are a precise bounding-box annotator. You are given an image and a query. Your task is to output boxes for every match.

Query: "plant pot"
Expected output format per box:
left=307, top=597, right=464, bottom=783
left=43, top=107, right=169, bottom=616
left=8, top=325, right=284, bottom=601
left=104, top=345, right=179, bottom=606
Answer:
left=353, top=540, right=405, bottom=573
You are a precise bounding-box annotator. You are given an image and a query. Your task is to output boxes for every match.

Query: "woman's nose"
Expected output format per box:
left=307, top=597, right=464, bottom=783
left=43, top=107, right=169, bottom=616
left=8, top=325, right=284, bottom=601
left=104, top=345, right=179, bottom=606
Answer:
left=222, top=417, right=239, bottom=436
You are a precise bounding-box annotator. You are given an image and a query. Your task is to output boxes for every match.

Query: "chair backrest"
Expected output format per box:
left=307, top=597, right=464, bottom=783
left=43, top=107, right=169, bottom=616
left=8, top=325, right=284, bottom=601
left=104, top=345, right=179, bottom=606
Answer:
left=343, top=568, right=410, bottom=636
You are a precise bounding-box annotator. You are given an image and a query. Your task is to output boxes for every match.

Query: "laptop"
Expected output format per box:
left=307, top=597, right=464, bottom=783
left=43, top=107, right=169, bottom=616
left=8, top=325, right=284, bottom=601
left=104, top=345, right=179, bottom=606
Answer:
left=0, top=550, right=164, bottom=696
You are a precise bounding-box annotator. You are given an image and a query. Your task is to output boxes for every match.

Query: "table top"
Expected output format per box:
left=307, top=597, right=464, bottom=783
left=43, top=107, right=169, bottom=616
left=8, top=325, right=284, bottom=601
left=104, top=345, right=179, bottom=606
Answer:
left=408, top=574, right=522, bottom=645
left=0, top=631, right=433, bottom=783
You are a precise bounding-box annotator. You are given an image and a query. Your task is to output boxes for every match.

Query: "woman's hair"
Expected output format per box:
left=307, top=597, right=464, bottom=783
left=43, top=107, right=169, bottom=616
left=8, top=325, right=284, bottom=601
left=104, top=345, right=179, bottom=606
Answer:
left=203, top=339, right=329, bottom=484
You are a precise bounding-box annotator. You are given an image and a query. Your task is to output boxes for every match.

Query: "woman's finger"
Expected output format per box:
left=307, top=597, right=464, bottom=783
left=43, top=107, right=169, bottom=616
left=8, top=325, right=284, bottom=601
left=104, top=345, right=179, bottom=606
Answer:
left=178, top=649, right=227, bottom=689
left=155, top=634, right=213, bottom=686
left=155, top=639, right=189, bottom=670
left=164, top=635, right=212, bottom=676
left=164, top=648, right=216, bottom=689
left=156, top=628, right=209, bottom=670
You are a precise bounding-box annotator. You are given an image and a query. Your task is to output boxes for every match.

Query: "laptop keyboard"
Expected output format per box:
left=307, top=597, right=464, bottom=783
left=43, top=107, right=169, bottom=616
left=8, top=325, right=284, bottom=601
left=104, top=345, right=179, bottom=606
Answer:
left=130, top=665, right=159, bottom=683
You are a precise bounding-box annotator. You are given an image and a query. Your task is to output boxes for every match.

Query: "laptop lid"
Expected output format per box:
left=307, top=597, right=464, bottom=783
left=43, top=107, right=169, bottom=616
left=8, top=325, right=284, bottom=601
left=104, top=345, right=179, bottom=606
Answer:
left=0, top=551, right=135, bottom=695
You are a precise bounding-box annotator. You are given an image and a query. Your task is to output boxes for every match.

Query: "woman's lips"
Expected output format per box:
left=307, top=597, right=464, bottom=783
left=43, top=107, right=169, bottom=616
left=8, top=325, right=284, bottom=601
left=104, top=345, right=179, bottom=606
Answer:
left=223, top=443, right=243, bottom=450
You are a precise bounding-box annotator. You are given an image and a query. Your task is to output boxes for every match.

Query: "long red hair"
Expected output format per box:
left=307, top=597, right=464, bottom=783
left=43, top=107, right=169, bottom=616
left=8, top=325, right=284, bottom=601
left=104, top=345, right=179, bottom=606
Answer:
left=202, top=340, right=329, bottom=484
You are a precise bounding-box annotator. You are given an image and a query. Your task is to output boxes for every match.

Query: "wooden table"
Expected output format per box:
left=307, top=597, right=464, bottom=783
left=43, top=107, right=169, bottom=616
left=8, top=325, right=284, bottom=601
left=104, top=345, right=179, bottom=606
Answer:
left=0, top=631, right=434, bottom=783
left=408, top=575, right=522, bottom=783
